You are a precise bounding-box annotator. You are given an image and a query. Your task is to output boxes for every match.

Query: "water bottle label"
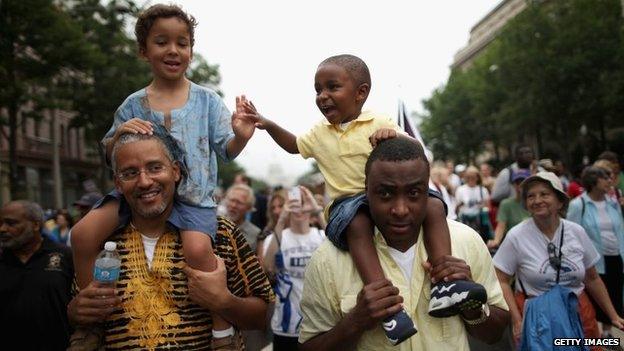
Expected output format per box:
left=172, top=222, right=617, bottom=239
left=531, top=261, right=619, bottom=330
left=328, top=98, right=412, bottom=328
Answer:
left=94, top=266, right=120, bottom=283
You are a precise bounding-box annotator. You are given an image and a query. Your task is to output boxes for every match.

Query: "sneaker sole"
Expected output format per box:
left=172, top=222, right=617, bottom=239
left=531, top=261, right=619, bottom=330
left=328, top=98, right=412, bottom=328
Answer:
left=428, top=287, right=487, bottom=318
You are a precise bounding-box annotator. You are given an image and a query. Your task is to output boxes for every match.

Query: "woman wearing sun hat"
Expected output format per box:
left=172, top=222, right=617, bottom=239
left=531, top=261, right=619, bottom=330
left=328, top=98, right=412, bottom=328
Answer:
left=492, top=171, right=624, bottom=345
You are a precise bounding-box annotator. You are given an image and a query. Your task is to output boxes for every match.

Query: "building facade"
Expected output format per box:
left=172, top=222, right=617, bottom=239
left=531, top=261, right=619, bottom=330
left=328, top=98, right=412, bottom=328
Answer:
left=0, top=108, right=102, bottom=210
left=452, top=0, right=530, bottom=70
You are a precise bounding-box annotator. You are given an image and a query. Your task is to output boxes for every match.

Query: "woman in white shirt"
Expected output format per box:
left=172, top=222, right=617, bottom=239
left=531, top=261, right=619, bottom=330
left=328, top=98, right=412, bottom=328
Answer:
left=263, top=186, right=326, bottom=351
left=493, top=172, right=624, bottom=344
left=567, top=166, right=624, bottom=337
left=456, top=166, right=491, bottom=242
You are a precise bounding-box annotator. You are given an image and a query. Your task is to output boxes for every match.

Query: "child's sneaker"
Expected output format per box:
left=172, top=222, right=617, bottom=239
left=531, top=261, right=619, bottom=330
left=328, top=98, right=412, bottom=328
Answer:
left=382, top=308, right=417, bottom=345
left=428, top=280, right=487, bottom=318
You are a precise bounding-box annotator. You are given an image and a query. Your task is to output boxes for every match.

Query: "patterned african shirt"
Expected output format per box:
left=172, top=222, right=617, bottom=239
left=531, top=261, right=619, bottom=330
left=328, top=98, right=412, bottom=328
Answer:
left=102, top=216, right=274, bottom=350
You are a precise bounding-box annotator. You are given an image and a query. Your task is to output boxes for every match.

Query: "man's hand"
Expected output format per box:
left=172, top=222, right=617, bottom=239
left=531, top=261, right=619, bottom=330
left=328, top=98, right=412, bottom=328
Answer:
left=67, top=281, right=121, bottom=325
left=346, top=279, right=403, bottom=332
left=423, top=255, right=473, bottom=284
left=183, top=257, right=233, bottom=311
left=114, top=118, right=153, bottom=139
left=369, top=128, right=398, bottom=147
left=231, top=95, right=257, bottom=141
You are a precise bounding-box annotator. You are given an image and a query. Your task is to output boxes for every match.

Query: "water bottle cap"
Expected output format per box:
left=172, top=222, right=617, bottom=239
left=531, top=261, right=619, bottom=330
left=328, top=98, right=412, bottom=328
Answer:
left=104, top=241, right=117, bottom=251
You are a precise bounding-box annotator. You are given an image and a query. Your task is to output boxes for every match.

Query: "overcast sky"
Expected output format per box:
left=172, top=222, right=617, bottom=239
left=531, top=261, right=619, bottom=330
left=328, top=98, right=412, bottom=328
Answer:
left=141, top=0, right=499, bottom=185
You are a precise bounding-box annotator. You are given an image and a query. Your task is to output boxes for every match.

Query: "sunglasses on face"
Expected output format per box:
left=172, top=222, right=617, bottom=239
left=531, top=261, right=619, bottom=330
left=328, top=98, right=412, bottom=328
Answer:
left=548, top=242, right=562, bottom=270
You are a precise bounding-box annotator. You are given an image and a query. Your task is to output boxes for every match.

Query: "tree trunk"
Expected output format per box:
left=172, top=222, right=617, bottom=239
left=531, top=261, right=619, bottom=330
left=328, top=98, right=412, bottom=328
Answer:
left=598, top=114, right=607, bottom=150
left=8, top=101, right=18, bottom=200
left=52, top=108, right=63, bottom=208
left=98, top=145, right=109, bottom=193
left=535, top=124, right=543, bottom=159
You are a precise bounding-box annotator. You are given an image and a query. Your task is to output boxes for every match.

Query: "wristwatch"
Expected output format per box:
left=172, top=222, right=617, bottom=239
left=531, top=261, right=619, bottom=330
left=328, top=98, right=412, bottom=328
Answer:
left=461, top=303, right=490, bottom=325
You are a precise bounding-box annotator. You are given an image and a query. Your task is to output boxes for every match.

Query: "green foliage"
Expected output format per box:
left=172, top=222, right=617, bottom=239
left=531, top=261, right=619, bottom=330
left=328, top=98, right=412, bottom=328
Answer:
left=0, top=0, right=234, bottom=194
left=421, top=0, right=624, bottom=166
left=0, top=0, right=98, bottom=196
left=217, top=158, right=244, bottom=190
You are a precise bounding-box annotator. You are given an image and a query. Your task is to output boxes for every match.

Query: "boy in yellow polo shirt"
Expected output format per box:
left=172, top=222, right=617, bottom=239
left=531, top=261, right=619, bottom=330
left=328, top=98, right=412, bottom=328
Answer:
left=245, top=54, right=487, bottom=345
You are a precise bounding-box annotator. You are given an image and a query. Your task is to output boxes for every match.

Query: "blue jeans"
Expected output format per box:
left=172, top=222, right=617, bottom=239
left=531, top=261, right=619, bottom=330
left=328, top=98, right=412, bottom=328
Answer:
left=325, top=189, right=446, bottom=251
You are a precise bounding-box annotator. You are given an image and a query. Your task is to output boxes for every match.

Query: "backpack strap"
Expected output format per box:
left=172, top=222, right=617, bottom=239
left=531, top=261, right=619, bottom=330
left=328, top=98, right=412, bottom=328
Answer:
left=581, top=197, right=586, bottom=219
left=555, top=223, right=565, bottom=284
left=517, top=277, right=529, bottom=297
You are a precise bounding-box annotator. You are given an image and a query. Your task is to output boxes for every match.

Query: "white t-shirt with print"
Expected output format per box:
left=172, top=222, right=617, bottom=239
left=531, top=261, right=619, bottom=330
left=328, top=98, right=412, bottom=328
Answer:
left=270, top=227, right=326, bottom=337
left=455, top=185, right=489, bottom=217
left=493, top=218, right=600, bottom=296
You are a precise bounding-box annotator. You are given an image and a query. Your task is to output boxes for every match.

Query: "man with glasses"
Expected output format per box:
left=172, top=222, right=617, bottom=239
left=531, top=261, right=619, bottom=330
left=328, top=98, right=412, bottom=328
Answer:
left=67, top=128, right=274, bottom=350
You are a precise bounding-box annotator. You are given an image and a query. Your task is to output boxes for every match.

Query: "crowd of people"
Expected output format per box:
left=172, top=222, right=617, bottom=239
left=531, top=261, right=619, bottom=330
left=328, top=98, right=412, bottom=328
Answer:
left=1, top=3, right=624, bottom=351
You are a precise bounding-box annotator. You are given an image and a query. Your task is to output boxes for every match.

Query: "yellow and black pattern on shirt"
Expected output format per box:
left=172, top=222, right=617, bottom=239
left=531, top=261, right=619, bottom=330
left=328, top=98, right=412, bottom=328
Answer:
left=103, top=216, right=274, bottom=350
left=215, top=218, right=274, bottom=303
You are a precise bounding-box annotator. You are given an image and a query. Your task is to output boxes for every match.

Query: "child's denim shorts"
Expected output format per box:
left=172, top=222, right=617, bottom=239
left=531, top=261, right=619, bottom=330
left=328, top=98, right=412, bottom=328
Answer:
left=94, top=189, right=217, bottom=239
left=325, top=189, right=447, bottom=251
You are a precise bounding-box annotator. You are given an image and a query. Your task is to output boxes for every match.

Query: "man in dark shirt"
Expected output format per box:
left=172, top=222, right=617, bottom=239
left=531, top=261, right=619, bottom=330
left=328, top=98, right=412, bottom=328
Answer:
left=0, top=200, right=74, bottom=350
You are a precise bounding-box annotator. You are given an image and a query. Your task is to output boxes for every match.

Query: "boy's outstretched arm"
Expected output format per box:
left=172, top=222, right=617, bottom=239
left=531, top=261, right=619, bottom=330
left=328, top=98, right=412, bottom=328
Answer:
left=242, top=100, right=299, bottom=154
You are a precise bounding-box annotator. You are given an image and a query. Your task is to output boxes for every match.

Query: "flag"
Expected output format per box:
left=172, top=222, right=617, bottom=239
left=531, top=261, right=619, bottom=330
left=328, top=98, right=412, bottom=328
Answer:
left=397, top=100, right=433, bottom=161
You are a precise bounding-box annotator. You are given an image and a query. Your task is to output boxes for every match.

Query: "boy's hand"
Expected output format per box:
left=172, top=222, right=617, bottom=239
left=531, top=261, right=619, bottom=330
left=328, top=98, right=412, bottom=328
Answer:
left=422, top=255, right=472, bottom=284
left=369, top=128, right=398, bottom=147
left=240, top=99, right=270, bottom=130
left=114, top=118, right=153, bottom=139
left=244, top=101, right=269, bottom=130
left=231, top=95, right=257, bottom=141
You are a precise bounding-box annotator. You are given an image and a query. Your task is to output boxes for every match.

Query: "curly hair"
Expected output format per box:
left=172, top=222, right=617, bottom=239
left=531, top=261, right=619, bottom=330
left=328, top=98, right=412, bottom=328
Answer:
left=111, top=124, right=188, bottom=179
left=135, top=3, right=197, bottom=52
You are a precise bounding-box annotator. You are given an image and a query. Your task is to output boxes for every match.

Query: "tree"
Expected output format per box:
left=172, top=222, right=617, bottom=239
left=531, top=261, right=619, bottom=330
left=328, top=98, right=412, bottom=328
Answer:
left=421, top=0, right=624, bottom=166
left=0, top=0, right=96, bottom=198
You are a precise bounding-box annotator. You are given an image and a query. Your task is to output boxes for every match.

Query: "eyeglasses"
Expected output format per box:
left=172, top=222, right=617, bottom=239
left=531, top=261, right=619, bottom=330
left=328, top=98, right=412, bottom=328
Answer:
left=116, top=164, right=168, bottom=182
left=547, top=242, right=561, bottom=270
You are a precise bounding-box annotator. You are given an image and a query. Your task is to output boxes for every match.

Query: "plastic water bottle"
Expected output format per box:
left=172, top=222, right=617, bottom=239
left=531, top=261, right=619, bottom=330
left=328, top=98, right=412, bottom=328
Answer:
left=93, top=241, right=121, bottom=286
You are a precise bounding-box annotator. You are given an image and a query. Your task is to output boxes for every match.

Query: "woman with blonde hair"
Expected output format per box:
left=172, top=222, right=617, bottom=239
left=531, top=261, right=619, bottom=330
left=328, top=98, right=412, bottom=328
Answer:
left=256, top=189, right=287, bottom=265
left=262, top=186, right=325, bottom=350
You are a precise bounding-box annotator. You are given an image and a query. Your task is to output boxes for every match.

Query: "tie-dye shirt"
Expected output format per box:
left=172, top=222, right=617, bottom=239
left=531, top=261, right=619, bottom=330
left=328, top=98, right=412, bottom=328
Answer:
left=104, top=82, right=234, bottom=208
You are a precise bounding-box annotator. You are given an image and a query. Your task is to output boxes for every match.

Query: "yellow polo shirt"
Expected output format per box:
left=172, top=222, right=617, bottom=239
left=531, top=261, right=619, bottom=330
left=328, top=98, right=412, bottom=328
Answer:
left=296, top=111, right=399, bottom=201
left=299, top=220, right=508, bottom=350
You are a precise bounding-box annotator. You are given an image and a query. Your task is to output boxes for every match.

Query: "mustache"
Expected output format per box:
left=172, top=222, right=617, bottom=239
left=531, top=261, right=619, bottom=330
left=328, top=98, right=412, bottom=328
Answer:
left=133, top=186, right=163, bottom=198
